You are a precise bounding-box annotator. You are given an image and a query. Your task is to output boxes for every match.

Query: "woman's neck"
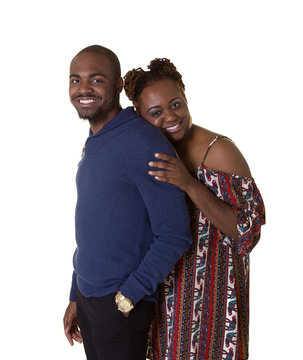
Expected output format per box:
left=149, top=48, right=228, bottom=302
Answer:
left=174, top=125, right=195, bottom=154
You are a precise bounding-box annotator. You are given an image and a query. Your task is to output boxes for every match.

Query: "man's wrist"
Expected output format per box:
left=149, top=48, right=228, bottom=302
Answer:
left=115, top=291, right=134, bottom=313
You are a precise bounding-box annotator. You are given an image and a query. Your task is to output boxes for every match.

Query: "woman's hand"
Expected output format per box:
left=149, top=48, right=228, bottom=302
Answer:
left=148, top=153, right=194, bottom=192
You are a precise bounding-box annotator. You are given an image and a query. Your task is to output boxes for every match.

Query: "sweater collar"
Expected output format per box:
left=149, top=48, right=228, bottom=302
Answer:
left=88, top=107, right=137, bottom=138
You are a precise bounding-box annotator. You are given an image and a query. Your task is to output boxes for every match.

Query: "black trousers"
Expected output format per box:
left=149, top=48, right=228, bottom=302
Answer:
left=77, top=290, right=155, bottom=360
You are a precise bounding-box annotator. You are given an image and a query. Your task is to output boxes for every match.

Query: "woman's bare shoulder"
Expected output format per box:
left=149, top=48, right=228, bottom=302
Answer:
left=203, top=136, right=251, bottom=177
left=191, top=125, right=219, bottom=150
left=185, top=126, right=218, bottom=169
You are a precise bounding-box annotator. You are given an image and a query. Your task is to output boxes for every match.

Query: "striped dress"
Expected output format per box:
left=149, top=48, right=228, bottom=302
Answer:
left=147, top=136, right=266, bottom=360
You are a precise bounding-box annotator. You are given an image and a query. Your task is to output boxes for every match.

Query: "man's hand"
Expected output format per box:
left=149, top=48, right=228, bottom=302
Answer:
left=122, top=311, right=130, bottom=318
left=63, top=301, right=83, bottom=346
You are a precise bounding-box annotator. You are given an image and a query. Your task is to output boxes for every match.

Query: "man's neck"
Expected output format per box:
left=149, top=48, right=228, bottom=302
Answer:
left=90, top=105, right=122, bottom=135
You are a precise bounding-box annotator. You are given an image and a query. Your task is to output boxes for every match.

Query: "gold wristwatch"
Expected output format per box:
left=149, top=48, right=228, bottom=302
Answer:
left=115, top=291, right=134, bottom=313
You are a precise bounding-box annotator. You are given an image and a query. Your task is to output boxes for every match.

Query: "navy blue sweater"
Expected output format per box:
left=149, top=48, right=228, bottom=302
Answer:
left=69, top=107, right=192, bottom=304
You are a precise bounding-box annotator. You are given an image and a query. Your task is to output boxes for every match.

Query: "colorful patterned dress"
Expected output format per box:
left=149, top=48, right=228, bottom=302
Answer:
left=147, top=136, right=265, bottom=360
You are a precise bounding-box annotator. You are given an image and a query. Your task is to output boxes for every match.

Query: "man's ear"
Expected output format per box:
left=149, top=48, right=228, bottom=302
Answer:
left=133, top=103, right=140, bottom=115
left=116, top=77, right=123, bottom=93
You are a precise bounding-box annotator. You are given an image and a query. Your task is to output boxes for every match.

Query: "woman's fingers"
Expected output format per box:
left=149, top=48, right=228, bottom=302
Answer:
left=148, top=170, right=175, bottom=183
left=148, top=161, right=170, bottom=169
left=154, top=153, right=176, bottom=163
left=148, top=170, right=170, bottom=177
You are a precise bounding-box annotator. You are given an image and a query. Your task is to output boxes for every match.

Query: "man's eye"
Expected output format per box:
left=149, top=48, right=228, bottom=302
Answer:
left=71, top=79, right=79, bottom=84
left=93, top=79, right=103, bottom=83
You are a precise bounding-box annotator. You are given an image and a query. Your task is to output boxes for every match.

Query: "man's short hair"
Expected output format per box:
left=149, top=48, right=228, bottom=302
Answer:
left=75, top=45, right=121, bottom=80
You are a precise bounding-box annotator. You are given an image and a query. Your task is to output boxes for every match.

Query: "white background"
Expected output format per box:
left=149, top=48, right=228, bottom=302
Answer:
left=0, top=1, right=302, bottom=359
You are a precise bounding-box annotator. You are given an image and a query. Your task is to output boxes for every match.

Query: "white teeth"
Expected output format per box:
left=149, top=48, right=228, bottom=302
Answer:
left=166, top=123, right=180, bottom=131
left=79, top=99, right=96, bottom=104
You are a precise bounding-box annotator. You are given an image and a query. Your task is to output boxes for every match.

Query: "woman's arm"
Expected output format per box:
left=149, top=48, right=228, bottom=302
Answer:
left=148, top=139, right=251, bottom=240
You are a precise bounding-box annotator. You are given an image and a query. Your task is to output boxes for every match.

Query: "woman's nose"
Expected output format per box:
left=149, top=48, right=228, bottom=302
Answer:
left=154, top=110, right=176, bottom=128
left=163, top=110, right=177, bottom=124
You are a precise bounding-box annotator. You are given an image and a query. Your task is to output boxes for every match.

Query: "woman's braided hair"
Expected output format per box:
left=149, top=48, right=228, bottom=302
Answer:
left=124, top=58, right=185, bottom=106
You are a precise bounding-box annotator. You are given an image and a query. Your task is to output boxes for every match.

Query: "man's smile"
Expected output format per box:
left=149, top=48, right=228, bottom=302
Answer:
left=78, top=98, right=99, bottom=104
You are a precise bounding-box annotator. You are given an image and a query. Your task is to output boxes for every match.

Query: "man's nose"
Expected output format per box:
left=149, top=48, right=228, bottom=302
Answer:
left=79, top=80, right=94, bottom=94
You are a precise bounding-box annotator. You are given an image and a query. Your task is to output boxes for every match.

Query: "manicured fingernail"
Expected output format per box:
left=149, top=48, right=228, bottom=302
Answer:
left=148, top=162, right=153, bottom=166
left=155, top=153, right=159, bottom=157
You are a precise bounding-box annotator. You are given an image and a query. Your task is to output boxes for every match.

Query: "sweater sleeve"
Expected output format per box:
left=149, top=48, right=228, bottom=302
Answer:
left=69, top=271, right=78, bottom=301
left=119, top=143, right=192, bottom=305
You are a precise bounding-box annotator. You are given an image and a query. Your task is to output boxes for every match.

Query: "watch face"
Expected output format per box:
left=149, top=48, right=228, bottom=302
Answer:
left=121, top=301, right=130, bottom=312
left=116, top=292, right=134, bottom=313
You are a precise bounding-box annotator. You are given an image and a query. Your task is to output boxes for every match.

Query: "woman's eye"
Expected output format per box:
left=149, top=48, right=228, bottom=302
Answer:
left=152, top=111, right=161, bottom=117
left=171, top=102, right=180, bottom=110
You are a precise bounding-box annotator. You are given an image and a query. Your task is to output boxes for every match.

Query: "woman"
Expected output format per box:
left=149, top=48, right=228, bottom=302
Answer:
left=124, top=59, right=265, bottom=360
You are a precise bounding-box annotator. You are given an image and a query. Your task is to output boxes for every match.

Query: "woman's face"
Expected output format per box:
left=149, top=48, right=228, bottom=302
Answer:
left=136, top=78, right=191, bottom=143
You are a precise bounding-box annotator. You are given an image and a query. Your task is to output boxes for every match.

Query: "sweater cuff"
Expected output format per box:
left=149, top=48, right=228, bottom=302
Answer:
left=69, top=271, right=78, bottom=302
left=119, top=275, right=149, bottom=305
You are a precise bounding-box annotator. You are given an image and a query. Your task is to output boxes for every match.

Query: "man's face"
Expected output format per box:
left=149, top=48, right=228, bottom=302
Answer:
left=69, top=51, right=121, bottom=123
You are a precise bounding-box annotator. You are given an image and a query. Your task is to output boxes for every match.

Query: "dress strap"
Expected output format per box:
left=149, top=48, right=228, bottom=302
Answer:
left=202, top=135, right=229, bottom=165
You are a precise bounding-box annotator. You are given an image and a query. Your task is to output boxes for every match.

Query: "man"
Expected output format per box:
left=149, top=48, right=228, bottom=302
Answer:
left=63, top=45, right=192, bottom=360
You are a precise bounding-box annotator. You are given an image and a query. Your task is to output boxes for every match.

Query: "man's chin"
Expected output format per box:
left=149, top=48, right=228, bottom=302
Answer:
left=78, top=112, right=98, bottom=123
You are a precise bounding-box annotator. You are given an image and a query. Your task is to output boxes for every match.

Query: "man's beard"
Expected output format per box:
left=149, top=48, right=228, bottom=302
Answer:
left=76, top=92, right=118, bottom=125
left=77, top=107, right=103, bottom=124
